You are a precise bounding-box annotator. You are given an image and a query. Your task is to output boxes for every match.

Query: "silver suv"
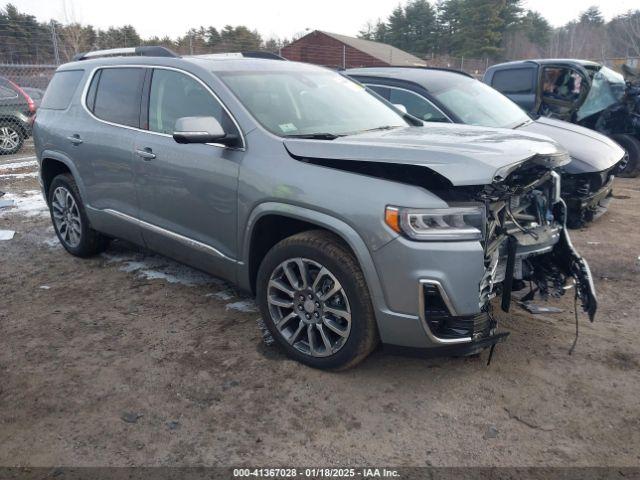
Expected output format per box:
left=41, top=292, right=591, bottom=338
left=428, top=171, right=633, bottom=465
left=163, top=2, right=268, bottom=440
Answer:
left=33, top=47, right=597, bottom=369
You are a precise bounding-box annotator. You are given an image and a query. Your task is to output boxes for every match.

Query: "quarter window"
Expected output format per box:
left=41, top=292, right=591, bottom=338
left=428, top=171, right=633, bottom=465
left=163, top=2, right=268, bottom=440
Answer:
left=39, top=70, right=84, bottom=110
left=91, top=68, right=145, bottom=128
left=148, top=69, right=235, bottom=135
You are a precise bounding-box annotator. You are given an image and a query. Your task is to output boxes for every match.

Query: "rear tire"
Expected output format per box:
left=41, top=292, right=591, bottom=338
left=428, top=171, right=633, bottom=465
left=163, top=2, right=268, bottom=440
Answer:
left=611, top=134, right=640, bottom=178
left=0, top=121, right=25, bottom=155
left=48, top=173, right=110, bottom=257
left=256, top=230, right=379, bottom=370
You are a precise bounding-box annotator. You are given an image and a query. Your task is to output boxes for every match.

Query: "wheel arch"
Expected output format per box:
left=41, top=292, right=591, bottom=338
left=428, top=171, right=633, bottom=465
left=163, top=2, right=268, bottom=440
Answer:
left=40, top=151, right=87, bottom=202
left=239, top=203, right=388, bottom=315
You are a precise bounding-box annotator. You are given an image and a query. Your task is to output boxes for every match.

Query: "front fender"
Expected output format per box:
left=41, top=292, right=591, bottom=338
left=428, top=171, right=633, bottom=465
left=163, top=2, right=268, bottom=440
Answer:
left=239, top=201, right=389, bottom=312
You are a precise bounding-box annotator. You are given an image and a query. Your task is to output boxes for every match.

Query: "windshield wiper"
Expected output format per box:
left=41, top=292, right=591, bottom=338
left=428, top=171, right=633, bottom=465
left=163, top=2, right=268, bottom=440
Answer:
left=284, top=133, right=342, bottom=140
left=357, top=125, right=402, bottom=133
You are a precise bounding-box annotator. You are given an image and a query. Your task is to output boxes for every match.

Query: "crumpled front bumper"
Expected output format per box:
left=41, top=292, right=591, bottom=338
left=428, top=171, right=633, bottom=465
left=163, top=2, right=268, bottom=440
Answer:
left=563, top=172, right=615, bottom=227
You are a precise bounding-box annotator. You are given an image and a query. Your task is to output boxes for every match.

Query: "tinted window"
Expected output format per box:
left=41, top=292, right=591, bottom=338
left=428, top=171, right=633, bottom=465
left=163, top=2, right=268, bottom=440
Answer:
left=93, top=68, right=145, bottom=127
left=387, top=88, right=449, bottom=123
left=40, top=70, right=84, bottom=110
left=491, top=68, right=534, bottom=94
left=148, top=69, right=234, bottom=135
left=368, top=85, right=391, bottom=101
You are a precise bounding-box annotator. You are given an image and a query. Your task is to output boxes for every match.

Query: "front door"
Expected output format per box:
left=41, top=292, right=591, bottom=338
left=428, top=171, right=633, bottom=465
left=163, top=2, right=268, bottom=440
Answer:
left=537, top=65, right=589, bottom=121
left=133, top=67, right=243, bottom=281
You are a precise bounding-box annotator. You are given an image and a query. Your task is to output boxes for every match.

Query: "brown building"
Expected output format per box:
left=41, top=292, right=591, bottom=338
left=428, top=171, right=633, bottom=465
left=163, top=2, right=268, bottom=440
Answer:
left=280, top=30, right=426, bottom=69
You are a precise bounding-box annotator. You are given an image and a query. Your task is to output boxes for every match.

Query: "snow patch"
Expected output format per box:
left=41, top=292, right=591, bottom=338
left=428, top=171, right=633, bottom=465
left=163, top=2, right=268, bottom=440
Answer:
left=0, top=190, right=48, bottom=217
left=0, top=229, right=15, bottom=240
left=102, top=250, right=228, bottom=287
left=225, top=300, right=258, bottom=313
left=43, top=235, right=61, bottom=248
left=206, top=290, right=236, bottom=301
left=0, top=159, right=37, bottom=171
left=0, top=171, right=38, bottom=179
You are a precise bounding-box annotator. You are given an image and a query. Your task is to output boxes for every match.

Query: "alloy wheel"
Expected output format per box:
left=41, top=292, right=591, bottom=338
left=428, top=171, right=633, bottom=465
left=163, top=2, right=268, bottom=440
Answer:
left=51, top=186, right=82, bottom=248
left=0, top=126, right=20, bottom=152
left=267, top=257, right=352, bottom=357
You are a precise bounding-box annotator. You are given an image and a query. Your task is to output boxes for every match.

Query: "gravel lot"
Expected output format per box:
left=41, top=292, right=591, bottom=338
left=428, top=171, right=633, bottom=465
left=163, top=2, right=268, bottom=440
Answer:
left=1, top=144, right=639, bottom=467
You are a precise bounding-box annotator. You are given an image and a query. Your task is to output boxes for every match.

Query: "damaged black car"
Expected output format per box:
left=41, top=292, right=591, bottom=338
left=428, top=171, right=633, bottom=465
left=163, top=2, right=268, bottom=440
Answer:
left=484, top=59, right=640, bottom=178
left=347, top=66, right=627, bottom=228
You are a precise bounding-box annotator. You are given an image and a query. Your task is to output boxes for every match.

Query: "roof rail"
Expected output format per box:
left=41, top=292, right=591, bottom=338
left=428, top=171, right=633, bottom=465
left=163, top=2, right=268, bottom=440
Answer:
left=240, top=51, right=287, bottom=61
left=187, top=51, right=287, bottom=61
left=73, top=46, right=179, bottom=61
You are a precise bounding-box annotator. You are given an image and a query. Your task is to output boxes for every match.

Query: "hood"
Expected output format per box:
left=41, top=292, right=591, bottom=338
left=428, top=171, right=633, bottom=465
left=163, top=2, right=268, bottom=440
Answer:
left=283, top=124, right=569, bottom=186
left=518, top=117, right=625, bottom=174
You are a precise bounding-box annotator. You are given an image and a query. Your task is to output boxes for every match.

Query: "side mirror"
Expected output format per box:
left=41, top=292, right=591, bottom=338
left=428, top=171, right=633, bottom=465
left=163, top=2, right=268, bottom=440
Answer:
left=172, top=116, right=239, bottom=146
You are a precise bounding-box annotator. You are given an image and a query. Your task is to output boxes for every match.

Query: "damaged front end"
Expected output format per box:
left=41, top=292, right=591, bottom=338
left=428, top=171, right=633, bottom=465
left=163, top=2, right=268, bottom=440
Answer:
left=427, top=155, right=597, bottom=353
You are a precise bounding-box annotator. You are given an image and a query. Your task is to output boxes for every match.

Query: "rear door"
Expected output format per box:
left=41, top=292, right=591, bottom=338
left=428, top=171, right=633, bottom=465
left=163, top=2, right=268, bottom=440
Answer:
left=77, top=66, right=146, bottom=243
left=133, top=67, right=244, bottom=280
left=488, top=66, right=537, bottom=113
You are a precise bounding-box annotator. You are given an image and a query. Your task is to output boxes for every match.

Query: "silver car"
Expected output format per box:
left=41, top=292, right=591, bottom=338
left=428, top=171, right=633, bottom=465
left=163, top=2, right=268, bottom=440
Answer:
left=33, top=47, right=597, bottom=369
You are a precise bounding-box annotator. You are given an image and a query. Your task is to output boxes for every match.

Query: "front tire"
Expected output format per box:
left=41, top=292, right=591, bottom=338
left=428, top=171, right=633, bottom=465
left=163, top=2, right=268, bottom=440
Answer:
left=48, top=173, right=109, bottom=257
left=611, top=134, right=640, bottom=178
left=256, top=230, right=379, bottom=370
left=0, top=122, right=25, bottom=155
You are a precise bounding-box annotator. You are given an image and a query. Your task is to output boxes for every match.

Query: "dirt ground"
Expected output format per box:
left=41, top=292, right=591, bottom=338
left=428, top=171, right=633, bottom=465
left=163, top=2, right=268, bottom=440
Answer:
left=1, top=143, right=639, bottom=467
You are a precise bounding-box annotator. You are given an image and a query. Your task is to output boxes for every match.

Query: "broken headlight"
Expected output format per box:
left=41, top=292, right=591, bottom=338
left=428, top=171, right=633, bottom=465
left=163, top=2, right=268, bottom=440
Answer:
left=385, top=205, right=485, bottom=241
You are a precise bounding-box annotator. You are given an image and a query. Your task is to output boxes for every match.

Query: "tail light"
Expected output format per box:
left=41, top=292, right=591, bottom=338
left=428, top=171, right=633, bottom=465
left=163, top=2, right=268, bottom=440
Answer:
left=8, top=79, right=36, bottom=113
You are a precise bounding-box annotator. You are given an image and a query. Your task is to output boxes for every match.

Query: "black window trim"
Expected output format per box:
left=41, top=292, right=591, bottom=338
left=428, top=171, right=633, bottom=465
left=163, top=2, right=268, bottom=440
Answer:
left=80, top=64, right=245, bottom=150
left=364, top=82, right=453, bottom=123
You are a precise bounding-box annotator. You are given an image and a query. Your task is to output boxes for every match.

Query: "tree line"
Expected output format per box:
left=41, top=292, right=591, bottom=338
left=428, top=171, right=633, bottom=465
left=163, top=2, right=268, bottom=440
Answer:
left=2, top=1, right=640, bottom=65
left=0, top=3, right=289, bottom=63
left=359, top=1, right=640, bottom=61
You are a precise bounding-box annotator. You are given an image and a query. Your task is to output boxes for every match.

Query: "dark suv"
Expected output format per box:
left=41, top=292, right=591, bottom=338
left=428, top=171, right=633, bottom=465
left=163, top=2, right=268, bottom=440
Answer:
left=484, top=59, right=640, bottom=177
left=0, top=76, right=35, bottom=155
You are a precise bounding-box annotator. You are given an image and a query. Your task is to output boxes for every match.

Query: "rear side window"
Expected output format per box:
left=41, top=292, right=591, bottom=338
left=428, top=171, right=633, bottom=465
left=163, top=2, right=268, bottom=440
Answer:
left=91, top=68, right=145, bottom=128
left=491, top=68, right=534, bottom=94
left=40, top=70, right=84, bottom=110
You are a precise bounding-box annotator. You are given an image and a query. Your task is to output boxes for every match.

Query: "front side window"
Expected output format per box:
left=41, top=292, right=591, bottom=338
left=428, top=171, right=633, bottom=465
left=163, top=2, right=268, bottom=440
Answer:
left=91, top=68, right=145, bottom=127
left=218, top=69, right=408, bottom=137
left=430, top=76, right=530, bottom=128
left=148, top=69, right=235, bottom=135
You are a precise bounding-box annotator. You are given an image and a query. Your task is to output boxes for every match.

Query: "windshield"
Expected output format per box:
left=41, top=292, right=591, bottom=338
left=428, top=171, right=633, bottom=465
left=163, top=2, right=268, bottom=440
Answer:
left=429, top=76, right=530, bottom=128
left=577, top=66, right=626, bottom=121
left=218, top=69, right=408, bottom=137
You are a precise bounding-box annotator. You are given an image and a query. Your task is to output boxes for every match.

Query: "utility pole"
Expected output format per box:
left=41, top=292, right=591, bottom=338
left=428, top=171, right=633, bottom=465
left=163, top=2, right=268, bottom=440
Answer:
left=50, top=21, right=60, bottom=65
left=190, top=33, right=194, bottom=55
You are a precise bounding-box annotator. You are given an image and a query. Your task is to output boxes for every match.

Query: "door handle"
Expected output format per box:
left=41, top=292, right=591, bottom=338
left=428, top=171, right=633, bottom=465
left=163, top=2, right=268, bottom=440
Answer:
left=67, top=134, right=83, bottom=145
left=135, top=148, right=156, bottom=160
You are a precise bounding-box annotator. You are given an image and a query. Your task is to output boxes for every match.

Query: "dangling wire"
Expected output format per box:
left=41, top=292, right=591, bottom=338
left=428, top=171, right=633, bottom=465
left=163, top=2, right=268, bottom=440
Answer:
left=569, top=288, right=579, bottom=355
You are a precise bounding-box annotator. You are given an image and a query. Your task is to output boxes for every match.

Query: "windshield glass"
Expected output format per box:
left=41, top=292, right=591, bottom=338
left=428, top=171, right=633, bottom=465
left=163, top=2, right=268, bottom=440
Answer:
left=218, top=69, right=408, bottom=136
left=429, top=76, right=530, bottom=128
left=577, top=66, right=626, bottom=121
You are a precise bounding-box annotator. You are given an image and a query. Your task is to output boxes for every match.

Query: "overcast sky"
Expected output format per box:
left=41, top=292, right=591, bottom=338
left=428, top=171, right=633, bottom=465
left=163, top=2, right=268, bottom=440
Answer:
left=9, top=0, right=640, bottom=40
